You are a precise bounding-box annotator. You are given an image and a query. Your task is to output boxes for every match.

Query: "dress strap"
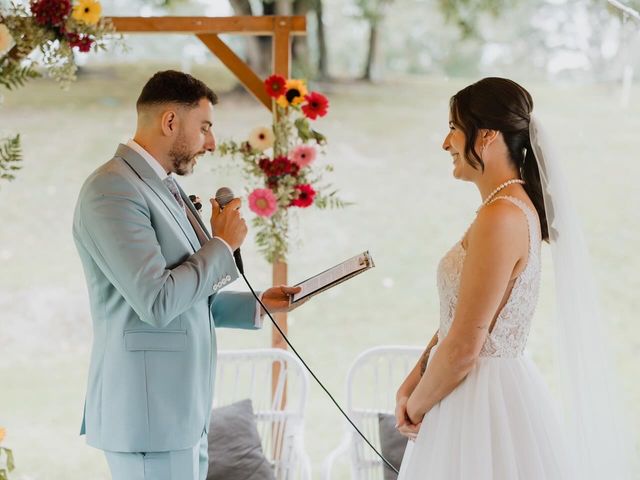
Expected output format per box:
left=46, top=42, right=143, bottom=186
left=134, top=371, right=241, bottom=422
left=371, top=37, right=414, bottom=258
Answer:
left=484, top=196, right=539, bottom=335
left=487, top=195, right=539, bottom=251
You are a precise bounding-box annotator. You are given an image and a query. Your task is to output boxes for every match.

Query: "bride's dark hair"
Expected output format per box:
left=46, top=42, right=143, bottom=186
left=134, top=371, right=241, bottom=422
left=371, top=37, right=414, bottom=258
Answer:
left=450, top=77, right=549, bottom=242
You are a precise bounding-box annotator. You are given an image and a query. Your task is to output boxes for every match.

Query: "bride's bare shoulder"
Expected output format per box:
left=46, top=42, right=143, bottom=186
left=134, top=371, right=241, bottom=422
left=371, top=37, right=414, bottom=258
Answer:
left=466, top=200, right=529, bottom=253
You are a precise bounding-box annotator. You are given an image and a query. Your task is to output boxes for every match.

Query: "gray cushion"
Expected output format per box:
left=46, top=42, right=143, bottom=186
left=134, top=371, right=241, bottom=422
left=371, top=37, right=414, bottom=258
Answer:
left=378, top=413, right=408, bottom=480
left=207, top=399, right=275, bottom=480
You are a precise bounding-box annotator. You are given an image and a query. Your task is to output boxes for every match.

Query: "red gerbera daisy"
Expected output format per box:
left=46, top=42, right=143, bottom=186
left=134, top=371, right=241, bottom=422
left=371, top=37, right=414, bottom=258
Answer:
left=259, top=156, right=299, bottom=177
left=67, top=32, right=94, bottom=52
left=31, top=0, right=71, bottom=27
left=301, top=92, right=329, bottom=120
left=264, top=74, right=287, bottom=98
left=291, top=184, right=316, bottom=208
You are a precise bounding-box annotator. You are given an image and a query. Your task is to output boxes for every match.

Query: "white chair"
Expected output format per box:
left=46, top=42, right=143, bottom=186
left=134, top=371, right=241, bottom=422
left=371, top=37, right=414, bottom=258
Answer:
left=215, top=348, right=312, bottom=480
left=322, top=346, right=423, bottom=480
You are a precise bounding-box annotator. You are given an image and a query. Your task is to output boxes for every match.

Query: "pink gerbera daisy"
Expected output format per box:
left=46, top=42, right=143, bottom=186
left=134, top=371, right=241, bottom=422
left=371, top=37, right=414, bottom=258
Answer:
left=290, top=145, right=317, bottom=168
left=248, top=188, right=278, bottom=217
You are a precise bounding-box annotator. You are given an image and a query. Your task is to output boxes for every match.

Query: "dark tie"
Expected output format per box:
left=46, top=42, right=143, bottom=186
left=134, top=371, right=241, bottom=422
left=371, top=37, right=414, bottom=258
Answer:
left=163, top=176, right=208, bottom=246
left=163, top=176, right=185, bottom=208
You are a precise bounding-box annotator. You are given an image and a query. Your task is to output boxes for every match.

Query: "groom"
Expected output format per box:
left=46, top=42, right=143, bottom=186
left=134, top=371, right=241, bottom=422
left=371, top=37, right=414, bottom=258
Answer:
left=73, top=70, right=301, bottom=480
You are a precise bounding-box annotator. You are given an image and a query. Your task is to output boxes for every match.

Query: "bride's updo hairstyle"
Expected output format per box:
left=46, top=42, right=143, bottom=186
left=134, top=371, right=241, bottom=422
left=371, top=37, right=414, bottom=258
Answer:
left=450, top=77, right=549, bottom=242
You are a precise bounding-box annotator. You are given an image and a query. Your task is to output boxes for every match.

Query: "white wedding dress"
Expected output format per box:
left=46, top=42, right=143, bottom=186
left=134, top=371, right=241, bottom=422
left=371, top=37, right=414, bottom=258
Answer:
left=398, top=195, right=576, bottom=479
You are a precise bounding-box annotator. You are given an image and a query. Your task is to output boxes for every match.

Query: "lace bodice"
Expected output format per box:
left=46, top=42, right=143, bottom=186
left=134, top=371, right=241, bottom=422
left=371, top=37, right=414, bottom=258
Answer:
left=436, top=196, right=542, bottom=357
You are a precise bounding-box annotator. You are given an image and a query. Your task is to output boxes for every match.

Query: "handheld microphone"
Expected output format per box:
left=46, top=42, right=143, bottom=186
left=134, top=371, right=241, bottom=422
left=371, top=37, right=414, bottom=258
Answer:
left=214, top=187, right=244, bottom=275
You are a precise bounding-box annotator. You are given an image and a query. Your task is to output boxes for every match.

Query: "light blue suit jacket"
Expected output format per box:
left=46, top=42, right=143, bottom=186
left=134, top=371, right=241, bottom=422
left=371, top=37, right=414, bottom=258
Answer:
left=73, top=144, right=259, bottom=453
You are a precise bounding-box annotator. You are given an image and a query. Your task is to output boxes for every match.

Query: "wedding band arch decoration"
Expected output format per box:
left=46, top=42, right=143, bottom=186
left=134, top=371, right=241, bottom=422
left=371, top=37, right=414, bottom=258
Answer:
left=106, top=14, right=307, bottom=406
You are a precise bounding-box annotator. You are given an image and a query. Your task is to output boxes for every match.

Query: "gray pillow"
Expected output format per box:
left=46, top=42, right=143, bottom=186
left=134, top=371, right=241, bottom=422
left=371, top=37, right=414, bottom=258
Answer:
left=378, top=413, right=408, bottom=480
left=207, top=399, right=275, bottom=480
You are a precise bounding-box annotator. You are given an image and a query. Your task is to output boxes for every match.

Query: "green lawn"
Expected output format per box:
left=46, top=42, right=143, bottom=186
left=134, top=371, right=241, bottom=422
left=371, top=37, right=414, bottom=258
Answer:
left=1, top=64, right=638, bottom=478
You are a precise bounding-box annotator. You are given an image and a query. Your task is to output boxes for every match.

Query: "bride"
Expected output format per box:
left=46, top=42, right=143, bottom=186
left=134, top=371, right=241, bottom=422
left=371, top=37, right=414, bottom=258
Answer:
left=394, top=77, right=634, bottom=479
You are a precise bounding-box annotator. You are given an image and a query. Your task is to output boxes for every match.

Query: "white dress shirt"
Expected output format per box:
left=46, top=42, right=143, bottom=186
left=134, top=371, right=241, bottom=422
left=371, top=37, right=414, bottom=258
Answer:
left=126, top=139, right=264, bottom=327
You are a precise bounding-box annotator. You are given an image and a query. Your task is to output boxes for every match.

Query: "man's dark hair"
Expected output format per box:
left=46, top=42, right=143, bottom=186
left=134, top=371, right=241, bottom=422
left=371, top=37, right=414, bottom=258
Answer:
left=136, top=70, right=218, bottom=111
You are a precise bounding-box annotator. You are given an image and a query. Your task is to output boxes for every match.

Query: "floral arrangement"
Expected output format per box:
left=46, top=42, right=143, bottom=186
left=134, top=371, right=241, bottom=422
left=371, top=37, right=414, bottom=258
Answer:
left=0, top=428, right=15, bottom=480
left=0, top=0, right=119, bottom=187
left=218, top=75, right=349, bottom=263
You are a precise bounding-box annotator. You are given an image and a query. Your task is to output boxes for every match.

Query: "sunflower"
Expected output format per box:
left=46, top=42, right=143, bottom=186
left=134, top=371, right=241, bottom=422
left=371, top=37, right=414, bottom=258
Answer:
left=276, top=79, right=308, bottom=108
left=72, top=0, right=102, bottom=26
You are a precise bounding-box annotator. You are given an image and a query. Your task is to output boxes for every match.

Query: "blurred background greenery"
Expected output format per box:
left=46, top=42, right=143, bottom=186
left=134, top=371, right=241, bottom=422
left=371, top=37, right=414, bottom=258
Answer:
left=1, top=0, right=639, bottom=478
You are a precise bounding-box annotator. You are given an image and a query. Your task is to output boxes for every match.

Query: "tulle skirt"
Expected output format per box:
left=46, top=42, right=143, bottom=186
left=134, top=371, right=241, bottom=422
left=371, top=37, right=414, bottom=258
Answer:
left=398, top=350, right=576, bottom=480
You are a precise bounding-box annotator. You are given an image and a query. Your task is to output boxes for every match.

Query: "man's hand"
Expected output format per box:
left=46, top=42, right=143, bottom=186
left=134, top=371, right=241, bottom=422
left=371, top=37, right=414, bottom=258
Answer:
left=395, top=396, right=421, bottom=441
left=210, top=198, right=247, bottom=251
left=259, top=285, right=305, bottom=315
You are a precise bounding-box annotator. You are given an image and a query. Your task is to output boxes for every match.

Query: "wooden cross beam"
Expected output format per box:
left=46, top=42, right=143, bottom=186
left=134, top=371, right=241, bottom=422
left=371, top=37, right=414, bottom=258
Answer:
left=107, top=16, right=306, bottom=109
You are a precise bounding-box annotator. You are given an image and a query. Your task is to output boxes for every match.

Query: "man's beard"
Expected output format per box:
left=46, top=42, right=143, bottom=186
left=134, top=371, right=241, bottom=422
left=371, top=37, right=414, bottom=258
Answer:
left=169, top=132, right=202, bottom=176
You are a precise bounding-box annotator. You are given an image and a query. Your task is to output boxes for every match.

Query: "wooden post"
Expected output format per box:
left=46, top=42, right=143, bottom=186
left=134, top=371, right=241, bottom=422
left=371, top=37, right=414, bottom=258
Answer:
left=273, top=17, right=292, bottom=79
left=270, top=18, right=292, bottom=459
left=271, top=17, right=292, bottom=367
left=271, top=259, right=289, bottom=409
left=271, top=17, right=292, bottom=373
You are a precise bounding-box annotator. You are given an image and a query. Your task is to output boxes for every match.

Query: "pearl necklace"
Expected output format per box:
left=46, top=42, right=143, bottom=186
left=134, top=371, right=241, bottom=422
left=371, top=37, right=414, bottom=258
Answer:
left=477, top=178, right=525, bottom=213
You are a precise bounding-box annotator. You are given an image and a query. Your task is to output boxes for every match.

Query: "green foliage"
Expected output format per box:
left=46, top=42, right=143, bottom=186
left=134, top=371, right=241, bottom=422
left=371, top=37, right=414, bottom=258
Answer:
left=294, top=117, right=327, bottom=145
left=0, top=134, right=23, bottom=184
left=0, top=446, right=15, bottom=479
left=253, top=212, right=291, bottom=264
left=0, top=2, right=123, bottom=187
left=437, top=0, right=519, bottom=38
left=314, top=188, right=353, bottom=209
left=0, top=63, right=40, bottom=91
left=353, top=0, right=395, bottom=23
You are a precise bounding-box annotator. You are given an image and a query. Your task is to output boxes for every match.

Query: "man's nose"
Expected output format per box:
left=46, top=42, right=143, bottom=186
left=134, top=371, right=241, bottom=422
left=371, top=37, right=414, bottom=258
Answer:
left=205, top=131, right=216, bottom=152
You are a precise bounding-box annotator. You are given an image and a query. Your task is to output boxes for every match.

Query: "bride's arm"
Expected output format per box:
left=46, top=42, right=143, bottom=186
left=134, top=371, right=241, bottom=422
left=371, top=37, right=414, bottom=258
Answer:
left=396, top=331, right=439, bottom=402
left=395, top=331, right=438, bottom=437
left=406, top=202, right=526, bottom=424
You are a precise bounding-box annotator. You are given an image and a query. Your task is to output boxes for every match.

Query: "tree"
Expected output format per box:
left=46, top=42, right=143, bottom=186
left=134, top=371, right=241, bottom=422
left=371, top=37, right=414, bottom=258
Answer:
left=226, top=0, right=329, bottom=79
left=355, top=0, right=394, bottom=81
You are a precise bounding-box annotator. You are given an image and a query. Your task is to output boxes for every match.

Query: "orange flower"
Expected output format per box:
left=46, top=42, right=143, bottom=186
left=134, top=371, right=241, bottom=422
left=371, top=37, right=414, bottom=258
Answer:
left=0, top=427, right=6, bottom=443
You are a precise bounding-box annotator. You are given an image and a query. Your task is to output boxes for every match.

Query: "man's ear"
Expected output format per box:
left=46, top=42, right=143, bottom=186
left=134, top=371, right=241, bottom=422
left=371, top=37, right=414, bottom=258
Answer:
left=160, top=110, right=178, bottom=137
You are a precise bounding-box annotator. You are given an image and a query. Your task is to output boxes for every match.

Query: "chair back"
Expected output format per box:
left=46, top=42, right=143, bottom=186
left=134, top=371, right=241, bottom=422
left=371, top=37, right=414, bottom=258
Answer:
left=345, top=346, right=423, bottom=480
left=215, top=348, right=311, bottom=480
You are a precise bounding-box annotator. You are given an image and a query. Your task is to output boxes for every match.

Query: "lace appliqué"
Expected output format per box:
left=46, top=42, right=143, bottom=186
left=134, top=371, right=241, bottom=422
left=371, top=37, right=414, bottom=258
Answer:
left=436, top=196, right=542, bottom=358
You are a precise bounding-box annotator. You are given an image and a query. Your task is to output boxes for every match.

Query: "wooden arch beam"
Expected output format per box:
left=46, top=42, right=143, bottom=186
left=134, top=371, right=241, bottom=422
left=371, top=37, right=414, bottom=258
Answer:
left=107, top=16, right=306, bottom=111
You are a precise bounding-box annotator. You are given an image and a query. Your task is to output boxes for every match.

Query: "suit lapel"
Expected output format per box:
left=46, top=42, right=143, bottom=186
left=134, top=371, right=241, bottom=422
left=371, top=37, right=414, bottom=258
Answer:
left=114, top=144, right=200, bottom=252
left=177, top=185, right=212, bottom=241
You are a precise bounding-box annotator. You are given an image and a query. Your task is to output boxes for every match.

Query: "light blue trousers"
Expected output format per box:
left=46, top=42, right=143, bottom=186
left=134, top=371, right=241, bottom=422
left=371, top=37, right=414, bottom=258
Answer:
left=104, top=433, right=208, bottom=480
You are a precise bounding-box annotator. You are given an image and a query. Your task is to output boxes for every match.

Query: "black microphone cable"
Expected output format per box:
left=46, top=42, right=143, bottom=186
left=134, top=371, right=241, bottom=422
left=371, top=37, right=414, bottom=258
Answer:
left=213, top=185, right=399, bottom=473
left=238, top=270, right=400, bottom=476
